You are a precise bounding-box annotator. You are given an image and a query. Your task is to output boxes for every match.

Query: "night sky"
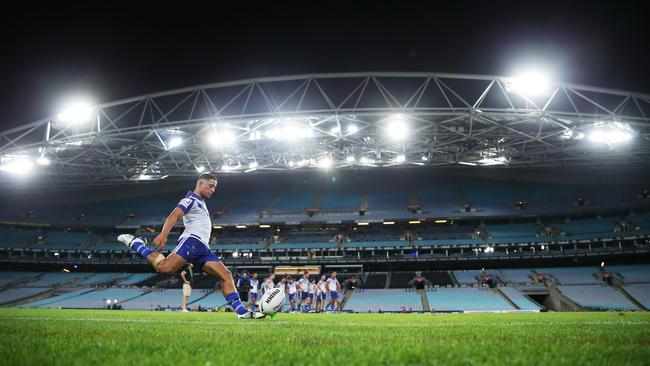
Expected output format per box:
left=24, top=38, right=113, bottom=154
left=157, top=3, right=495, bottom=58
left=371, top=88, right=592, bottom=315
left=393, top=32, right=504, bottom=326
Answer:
left=0, top=1, right=648, bottom=130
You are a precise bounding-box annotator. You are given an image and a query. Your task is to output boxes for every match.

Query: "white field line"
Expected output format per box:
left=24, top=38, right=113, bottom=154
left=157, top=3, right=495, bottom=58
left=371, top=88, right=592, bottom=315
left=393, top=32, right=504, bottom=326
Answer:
left=3, top=316, right=650, bottom=328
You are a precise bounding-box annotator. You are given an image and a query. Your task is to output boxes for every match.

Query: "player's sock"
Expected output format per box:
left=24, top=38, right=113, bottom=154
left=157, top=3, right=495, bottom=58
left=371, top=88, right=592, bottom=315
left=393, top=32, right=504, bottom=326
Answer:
left=225, top=292, right=248, bottom=316
left=131, top=241, right=153, bottom=259
left=297, top=303, right=302, bottom=311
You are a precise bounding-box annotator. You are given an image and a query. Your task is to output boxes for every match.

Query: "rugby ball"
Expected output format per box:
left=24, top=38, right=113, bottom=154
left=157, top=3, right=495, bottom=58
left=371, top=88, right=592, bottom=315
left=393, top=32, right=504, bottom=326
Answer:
left=259, top=287, right=285, bottom=315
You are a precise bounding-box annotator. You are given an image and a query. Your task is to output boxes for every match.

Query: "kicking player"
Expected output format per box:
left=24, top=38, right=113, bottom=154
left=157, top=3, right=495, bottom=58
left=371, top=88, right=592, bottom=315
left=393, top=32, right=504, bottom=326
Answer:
left=298, top=271, right=311, bottom=313
left=117, top=173, right=264, bottom=319
left=286, top=276, right=297, bottom=313
left=316, top=275, right=328, bottom=313
left=327, top=272, right=342, bottom=312
left=180, top=263, right=193, bottom=312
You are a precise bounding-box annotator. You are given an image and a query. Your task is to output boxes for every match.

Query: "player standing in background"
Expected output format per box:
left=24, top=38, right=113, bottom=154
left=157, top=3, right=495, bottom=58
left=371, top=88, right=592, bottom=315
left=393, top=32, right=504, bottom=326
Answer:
left=327, top=272, right=342, bottom=312
left=180, top=263, right=194, bottom=312
left=117, top=173, right=263, bottom=319
left=249, top=272, right=259, bottom=311
left=286, top=276, right=297, bottom=313
left=264, top=273, right=276, bottom=294
left=236, top=271, right=252, bottom=310
left=317, top=275, right=328, bottom=313
left=275, top=276, right=287, bottom=292
left=298, top=271, right=311, bottom=313
left=309, top=279, right=316, bottom=313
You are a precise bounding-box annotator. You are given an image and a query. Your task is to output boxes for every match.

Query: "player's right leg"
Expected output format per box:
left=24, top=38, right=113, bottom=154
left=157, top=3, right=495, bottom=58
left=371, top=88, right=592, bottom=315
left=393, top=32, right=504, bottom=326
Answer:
left=202, top=261, right=264, bottom=319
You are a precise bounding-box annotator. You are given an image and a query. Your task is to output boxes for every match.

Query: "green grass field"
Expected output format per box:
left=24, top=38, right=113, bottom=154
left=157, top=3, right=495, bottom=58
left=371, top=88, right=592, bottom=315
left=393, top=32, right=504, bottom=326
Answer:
left=1, top=309, right=649, bottom=366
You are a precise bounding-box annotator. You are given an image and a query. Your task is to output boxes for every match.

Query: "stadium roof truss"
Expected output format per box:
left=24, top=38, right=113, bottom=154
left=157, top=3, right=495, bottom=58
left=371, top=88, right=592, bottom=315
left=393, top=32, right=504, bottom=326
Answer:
left=1, top=72, right=650, bottom=185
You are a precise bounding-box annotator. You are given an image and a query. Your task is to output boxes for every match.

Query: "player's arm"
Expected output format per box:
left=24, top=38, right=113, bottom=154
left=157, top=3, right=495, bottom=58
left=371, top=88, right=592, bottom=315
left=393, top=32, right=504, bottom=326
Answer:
left=153, top=207, right=185, bottom=250
left=181, top=271, right=189, bottom=284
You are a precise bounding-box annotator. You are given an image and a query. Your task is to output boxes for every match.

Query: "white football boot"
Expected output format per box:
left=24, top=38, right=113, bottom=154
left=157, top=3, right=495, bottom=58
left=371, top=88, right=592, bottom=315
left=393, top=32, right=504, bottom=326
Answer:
left=237, top=311, right=266, bottom=319
left=117, top=234, right=147, bottom=249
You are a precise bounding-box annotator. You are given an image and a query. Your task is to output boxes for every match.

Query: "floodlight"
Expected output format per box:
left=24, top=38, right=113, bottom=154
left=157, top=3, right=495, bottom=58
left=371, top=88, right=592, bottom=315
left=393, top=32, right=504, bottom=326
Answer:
left=167, top=137, right=183, bottom=149
left=589, top=123, right=634, bottom=145
left=36, top=156, right=51, bottom=166
left=210, top=129, right=236, bottom=145
left=57, top=99, right=94, bottom=123
left=386, top=114, right=408, bottom=140
left=196, top=165, right=205, bottom=173
left=395, top=154, right=406, bottom=163
left=0, top=158, right=33, bottom=175
left=346, top=155, right=356, bottom=163
left=347, top=124, right=358, bottom=134
left=318, top=157, right=333, bottom=169
left=506, top=72, right=551, bottom=96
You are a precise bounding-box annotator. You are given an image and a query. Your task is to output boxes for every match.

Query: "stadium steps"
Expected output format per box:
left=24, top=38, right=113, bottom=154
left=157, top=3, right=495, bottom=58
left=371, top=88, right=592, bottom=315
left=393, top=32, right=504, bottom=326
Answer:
left=261, top=191, right=281, bottom=214
left=340, top=289, right=353, bottom=309
left=1, top=288, right=60, bottom=308
left=494, top=288, right=520, bottom=310
left=547, top=286, right=584, bottom=311
left=417, top=289, right=430, bottom=312
left=449, top=271, right=459, bottom=287
left=613, top=285, right=648, bottom=311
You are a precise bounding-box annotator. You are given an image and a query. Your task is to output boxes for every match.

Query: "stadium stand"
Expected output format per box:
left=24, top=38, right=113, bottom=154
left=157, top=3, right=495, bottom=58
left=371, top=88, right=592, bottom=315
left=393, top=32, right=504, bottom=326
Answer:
left=621, top=284, right=650, bottom=309
left=558, top=285, right=637, bottom=310
left=0, top=287, right=52, bottom=305
left=498, top=269, right=535, bottom=285
left=427, top=288, right=516, bottom=312
left=607, top=265, right=650, bottom=284
left=344, top=289, right=422, bottom=312
left=363, top=274, right=387, bottom=288
left=498, top=287, right=542, bottom=311
left=534, top=267, right=602, bottom=285
left=121, top=289, right=204, bottom=310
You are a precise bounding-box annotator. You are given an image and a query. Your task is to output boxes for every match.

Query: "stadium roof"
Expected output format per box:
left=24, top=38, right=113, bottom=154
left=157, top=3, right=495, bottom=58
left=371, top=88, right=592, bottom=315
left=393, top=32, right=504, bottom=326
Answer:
left=1, top=72, right=650, bottom=185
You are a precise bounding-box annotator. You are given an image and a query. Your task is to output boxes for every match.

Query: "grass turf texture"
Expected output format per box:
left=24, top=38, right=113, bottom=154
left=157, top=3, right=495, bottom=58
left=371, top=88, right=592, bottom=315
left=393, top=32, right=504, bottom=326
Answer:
left=1, top=309, right=649, bottom=366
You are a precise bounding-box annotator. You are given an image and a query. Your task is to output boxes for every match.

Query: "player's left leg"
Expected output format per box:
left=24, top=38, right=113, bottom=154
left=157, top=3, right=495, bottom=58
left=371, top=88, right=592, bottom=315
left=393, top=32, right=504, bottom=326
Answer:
left=201, top=260, right=264, bottom=319
left=118, top=234, right=186, bottom=275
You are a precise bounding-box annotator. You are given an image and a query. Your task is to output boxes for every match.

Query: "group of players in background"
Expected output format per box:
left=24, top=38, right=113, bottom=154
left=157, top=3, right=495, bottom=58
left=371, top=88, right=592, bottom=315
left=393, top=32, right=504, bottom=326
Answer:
left=236, top=271, right=342, bottom=313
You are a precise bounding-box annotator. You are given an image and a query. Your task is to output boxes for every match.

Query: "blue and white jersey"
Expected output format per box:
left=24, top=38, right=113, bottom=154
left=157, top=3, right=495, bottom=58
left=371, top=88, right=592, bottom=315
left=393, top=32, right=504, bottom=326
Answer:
left=327, top=277, right=340, bottom=292
left=317, top=280, right=328, bottom=294
left=309, top=282, right=316, bottom=294
left=287, top=282, right=297, bottom=294
left=250, top=279, right=259, bottom=294
left=276, top=281, right=286, bottom=291
left=298, top=277, right=310, bottom=293
left=264, top=278, right=275, bottom=290
left=177, top=191, right=211, bottom=246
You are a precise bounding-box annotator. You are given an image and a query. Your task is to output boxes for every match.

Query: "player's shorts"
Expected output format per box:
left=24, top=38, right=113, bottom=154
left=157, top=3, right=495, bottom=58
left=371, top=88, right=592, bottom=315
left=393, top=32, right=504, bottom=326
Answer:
left=172, top=235, right=221, bottom=269
left=309, top=293, right=314, bottom=301
left=250, top=292, right=258, bottom=301
left=330, top=291, right=339, bottom=299
left=182, top=283, right=192, bottom=297
left=288, top=293, right=296, bottom=301
left=301, top=292, right=310, bottom=300
left=319, top=293, right=327, bottom=301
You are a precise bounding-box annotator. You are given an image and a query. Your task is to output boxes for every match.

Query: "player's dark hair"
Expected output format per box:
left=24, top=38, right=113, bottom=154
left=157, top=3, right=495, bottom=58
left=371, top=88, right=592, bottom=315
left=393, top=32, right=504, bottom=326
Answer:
left=198, top=172, right=217, bottom=181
